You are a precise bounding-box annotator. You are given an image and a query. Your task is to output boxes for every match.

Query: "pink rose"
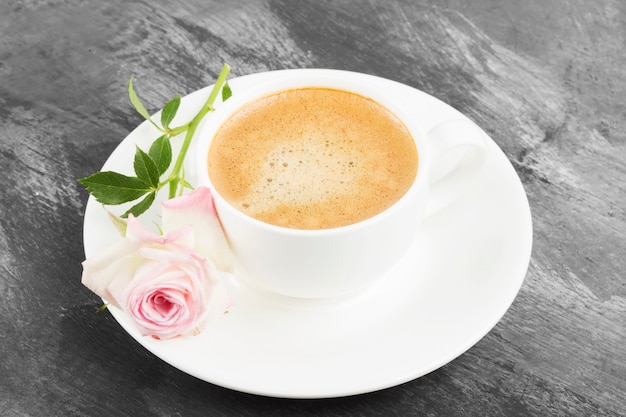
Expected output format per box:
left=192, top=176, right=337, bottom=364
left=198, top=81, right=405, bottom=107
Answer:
left=82, top=187, right=233, bottom=339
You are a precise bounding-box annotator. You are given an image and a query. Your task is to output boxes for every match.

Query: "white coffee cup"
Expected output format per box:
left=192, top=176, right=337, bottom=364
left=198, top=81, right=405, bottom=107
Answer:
left=195, top=69, right=486, bottom=299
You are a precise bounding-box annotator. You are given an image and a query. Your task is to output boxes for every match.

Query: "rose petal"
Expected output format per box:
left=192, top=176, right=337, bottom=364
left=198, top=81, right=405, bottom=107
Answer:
left=126, top=214, right=195, bottom=248
left=81, top=238, right=139, bottom=308
left=119, top=248, right=217, bottom=339
left=161, top=187, right=233, bottom=272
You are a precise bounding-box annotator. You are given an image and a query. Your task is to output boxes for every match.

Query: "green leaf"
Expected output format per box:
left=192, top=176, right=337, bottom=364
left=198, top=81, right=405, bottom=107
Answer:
left=128, top=76, right=160, bottom=129
left=78, top=171, right=151, bottom=205
left=180, top=178, right=194, bottom=190
left=96, top=303, right=110, bottom=313
left=161, top=95, right=181, bottom=130
left=105, top=208, right=128, bottom=236
left=148, top=134, right=172, bottom=175
left=222, top=81, right=232, bottom=102
left=133, top=146, right=160, bottom=188
left=121, top=191, right=156, bottom=218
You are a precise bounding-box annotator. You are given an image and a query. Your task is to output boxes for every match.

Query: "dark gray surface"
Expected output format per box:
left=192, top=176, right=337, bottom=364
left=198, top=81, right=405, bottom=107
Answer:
left=1, top=1, right=624, bottom=416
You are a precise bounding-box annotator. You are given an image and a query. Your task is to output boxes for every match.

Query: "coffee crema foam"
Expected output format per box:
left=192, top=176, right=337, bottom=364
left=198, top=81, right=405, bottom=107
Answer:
left=207, top=88, right=418, bottom=229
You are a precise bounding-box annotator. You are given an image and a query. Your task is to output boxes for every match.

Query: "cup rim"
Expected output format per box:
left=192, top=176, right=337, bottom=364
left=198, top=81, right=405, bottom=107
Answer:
left=194, top=69, right=431, bottom=236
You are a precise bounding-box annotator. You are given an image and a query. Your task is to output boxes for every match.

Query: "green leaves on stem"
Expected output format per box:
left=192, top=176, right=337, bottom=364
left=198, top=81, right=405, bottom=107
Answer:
left=78, top=64, right=232, bottom=218
left=160, top=95, right=181, bottom=131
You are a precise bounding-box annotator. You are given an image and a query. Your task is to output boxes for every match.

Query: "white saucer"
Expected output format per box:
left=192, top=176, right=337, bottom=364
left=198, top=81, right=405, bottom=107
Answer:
left=83, top=70, right=532, bottom=399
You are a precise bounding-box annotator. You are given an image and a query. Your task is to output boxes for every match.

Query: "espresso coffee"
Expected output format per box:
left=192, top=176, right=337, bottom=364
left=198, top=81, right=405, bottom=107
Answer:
left=207, top=88, right=418, bottom=229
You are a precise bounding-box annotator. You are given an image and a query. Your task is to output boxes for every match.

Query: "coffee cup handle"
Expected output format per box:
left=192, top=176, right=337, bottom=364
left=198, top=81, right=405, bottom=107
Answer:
left=425, top=119, right=487, bottom=216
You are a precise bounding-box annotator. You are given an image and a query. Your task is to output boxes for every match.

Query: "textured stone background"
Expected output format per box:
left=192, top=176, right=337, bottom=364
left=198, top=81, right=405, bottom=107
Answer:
left=1, top=1, right=624, bottom=416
